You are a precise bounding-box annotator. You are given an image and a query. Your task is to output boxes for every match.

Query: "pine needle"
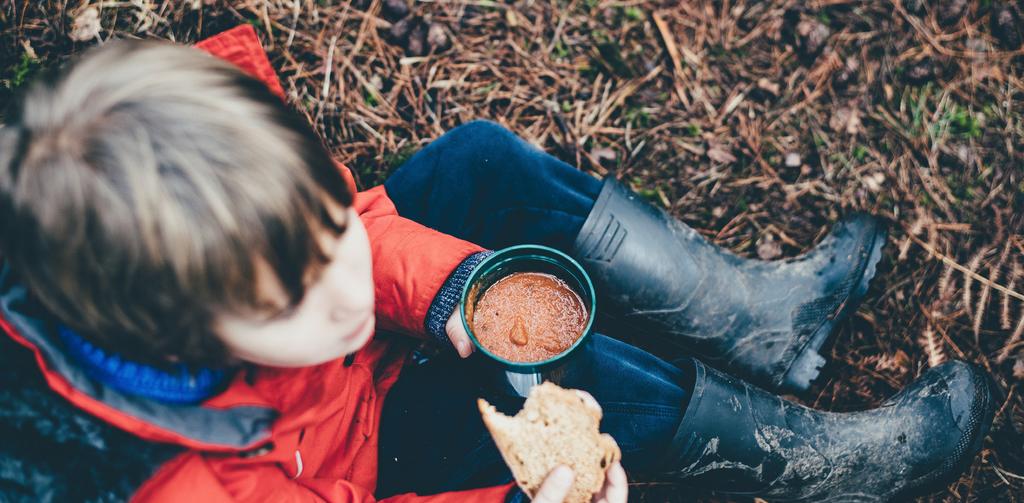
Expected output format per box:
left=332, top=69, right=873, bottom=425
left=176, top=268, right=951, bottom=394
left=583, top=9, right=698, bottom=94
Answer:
left=938, top=261, right=956, bottom=303
left=906, top=230, right=1024, bottom=303
left=874, top=350, right=910, bottom=375
left=898, top=216, right=925, bottom=261
left=963, top=248, right=986, bottom=314
left=1002, top=262, right=1019, bottom=330
left=975, top=243, right=1011, bottom=340
left=997, top=308, right=1024, bottom=364
left=919, top=326, right=947, bottom=368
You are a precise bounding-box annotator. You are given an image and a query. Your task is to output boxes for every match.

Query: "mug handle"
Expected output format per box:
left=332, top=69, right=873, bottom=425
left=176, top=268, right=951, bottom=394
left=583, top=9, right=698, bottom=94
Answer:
left=506, top=371, right=543, bottom=397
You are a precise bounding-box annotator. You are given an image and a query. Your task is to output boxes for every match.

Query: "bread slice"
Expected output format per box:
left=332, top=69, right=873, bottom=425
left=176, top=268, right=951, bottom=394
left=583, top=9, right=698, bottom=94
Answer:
left=478, top=382, right=621, bottom=503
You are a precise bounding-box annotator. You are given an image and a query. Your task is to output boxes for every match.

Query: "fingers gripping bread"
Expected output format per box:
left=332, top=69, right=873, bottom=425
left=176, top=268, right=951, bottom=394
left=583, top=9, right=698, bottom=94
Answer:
left=478, top=383, right=621, bottom=503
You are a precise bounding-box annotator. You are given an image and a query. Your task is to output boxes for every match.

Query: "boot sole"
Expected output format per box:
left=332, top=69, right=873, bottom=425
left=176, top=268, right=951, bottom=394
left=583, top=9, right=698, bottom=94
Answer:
left=781, top=218, right=887, bottom=392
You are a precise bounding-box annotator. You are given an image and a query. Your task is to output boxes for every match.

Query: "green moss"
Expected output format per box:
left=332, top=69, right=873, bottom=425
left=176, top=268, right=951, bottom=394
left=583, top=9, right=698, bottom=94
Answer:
left=919, top=192, right=933, bottom=207
left=983, top=103, right=999, bottom=119
left=625, top=106, right=651, bottom=127
left=3, top=52, right=39, bottom=90
left=553, top=40, right=570, bottom=59
left=384, top=144, right=419, bottom=170
left=474, top=82, right=499, bottom=95
left=736, top=195, right=749, bottom=212
left=853, top=144, right=869, bottom=161
left=630, top=177, right=656, bottom=201
left=364, top=90, right=378, bottom=107
left=635, top=186, right=658, bottom=201
left=949, top=107, right=982, bottom=138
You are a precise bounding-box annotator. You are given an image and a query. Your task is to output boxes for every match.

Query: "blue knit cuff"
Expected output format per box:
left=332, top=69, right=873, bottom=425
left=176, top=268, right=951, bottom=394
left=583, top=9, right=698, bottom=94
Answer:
left=424, top=251, right=494, bottom=347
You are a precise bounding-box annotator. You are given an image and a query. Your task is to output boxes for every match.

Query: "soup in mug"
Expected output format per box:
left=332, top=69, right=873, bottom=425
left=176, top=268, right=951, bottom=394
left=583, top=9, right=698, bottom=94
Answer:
left=470, top=272, right=588, bottom=362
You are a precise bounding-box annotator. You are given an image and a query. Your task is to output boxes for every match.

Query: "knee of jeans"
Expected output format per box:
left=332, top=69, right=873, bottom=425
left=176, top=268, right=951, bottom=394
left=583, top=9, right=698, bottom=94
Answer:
left=443, top=120, right=528, bottom=178
left=449, top=120, right=517, bottom=143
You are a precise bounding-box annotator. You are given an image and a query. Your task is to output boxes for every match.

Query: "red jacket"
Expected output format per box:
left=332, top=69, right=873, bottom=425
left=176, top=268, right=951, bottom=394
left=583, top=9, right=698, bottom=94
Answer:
left=0, top=25, right=514, bottom=503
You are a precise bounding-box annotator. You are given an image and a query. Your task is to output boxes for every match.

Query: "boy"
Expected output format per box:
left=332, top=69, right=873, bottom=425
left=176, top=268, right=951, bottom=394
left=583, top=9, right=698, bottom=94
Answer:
left=0, top=25, right=994, bottom=502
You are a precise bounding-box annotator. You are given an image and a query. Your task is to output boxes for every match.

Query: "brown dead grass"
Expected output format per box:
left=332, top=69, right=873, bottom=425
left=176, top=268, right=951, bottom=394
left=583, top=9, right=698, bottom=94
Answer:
left=2, top=0, right=1023, bottom=501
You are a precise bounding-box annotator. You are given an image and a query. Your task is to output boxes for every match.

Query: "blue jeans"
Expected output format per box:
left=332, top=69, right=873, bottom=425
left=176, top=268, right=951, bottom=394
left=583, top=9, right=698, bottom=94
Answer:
left=376, top=121, right=691, bottom=497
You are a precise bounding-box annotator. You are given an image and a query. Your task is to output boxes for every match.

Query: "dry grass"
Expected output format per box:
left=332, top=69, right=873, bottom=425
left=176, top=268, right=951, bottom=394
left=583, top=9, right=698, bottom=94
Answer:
left=2, top=0, right=1024, bottom=501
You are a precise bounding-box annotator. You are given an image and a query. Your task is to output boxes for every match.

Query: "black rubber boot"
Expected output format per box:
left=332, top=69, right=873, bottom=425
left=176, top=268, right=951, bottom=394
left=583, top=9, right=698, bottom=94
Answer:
left=572, top=177, right=886, bottom=392
left=665, top=358, right=996, bottom=502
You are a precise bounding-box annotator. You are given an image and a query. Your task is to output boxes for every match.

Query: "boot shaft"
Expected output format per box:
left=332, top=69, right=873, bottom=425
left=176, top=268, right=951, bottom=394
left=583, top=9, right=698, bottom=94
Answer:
left=667, top=358, right=996, bottom=501
left=573, top=177, right=887, bottom=392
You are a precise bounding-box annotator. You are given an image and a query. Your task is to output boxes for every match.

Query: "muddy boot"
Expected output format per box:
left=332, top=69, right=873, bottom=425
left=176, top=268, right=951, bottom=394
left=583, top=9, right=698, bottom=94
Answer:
left=665, top=358, right=996, bottom=502
left=572, top=177, right=886, bottom=392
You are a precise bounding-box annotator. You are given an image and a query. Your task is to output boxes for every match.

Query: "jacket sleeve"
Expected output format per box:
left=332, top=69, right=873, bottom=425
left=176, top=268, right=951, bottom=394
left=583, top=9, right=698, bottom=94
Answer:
left=132, top=453, right=515, bottom=503
left=354, top=186, right=486, bottom=338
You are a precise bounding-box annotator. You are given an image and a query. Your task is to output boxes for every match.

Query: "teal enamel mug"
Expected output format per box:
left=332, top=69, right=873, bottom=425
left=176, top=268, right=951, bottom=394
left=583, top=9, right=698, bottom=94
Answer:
left=459, top=245, right=596, bottom=396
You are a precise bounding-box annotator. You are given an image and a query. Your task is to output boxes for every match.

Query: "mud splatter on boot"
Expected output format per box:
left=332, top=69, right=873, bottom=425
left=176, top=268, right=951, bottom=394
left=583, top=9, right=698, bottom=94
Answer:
left=664, top=359, right=996, bottom=501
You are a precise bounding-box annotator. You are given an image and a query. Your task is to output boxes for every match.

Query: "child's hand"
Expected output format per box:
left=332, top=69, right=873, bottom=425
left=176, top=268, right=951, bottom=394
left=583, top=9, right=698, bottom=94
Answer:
left=592, top=461, right=628, bottom=503
left=446, top=310, right=474, bottom=358
left=532, top=466, right=574, bottom=503
left=531, top=461, right=628, bottom=503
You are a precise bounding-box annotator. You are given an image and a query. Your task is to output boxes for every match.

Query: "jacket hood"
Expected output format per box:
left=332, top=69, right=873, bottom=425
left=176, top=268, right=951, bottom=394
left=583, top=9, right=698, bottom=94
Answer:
left=0, top=264, right=277, bottom=451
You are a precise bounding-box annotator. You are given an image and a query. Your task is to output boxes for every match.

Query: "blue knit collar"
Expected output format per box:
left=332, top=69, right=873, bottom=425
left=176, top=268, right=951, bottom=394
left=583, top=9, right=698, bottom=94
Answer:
left=57, top=326, right=231, bottom=405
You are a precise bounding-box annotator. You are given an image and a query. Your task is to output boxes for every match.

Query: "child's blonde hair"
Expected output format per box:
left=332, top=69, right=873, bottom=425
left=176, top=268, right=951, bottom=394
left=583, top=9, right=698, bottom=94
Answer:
left=0, top=40, right=353, bottom=367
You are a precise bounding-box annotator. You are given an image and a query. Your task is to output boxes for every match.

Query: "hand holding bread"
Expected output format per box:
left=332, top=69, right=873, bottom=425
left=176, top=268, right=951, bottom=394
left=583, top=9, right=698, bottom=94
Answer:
left=478, top=383, right=627, bottom=503
left=533, top=461, right=627, bottom=503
